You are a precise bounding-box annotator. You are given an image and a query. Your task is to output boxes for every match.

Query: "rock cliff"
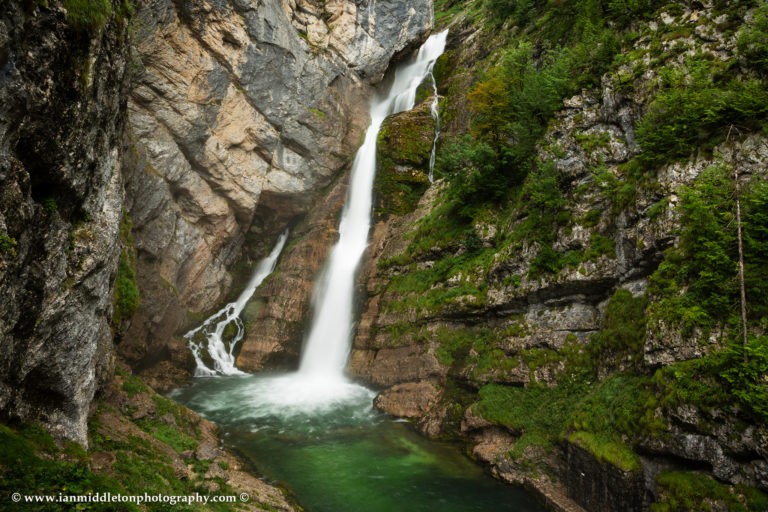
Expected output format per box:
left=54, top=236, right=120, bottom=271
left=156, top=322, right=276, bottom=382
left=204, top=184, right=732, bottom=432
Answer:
left=120, top=0, right=434, bottom=380
left=343, top=2, right=768, bottom=510
left=0, top=1, right=130, bottom=445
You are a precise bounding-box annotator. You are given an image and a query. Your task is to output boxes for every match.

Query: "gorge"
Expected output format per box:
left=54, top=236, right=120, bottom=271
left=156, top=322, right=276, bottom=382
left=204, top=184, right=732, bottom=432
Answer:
left=1, top=0, right=768, bottom=510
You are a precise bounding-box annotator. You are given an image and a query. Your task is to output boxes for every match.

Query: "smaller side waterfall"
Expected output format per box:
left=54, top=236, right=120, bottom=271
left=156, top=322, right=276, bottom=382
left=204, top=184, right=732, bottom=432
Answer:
left=185, top=231, right=288, bottom=376
left=428, top=72, right=441, bottom=182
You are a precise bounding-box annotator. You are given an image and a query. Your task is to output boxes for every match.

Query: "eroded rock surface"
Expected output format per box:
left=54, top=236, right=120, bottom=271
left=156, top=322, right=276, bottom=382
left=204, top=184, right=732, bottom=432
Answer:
left=120, top=0, right=433, bottom=373
left=0, top=1, right=130, bottom=444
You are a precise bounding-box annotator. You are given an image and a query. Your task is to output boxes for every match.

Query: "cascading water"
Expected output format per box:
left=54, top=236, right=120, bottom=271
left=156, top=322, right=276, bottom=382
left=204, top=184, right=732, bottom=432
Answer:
left=173, top=31, right=545, bottom=511
left=428, top=73, right=441, bottom=182
left=185, top=231, right=288, bottom=376
left=299, top=29, right=449, bottom=382
left=183, top=30, right=450, bottom=417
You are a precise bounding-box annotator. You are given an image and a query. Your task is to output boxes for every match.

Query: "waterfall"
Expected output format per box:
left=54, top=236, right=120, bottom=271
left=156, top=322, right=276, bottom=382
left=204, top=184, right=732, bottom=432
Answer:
left=185, top=231, right=288, bottom=376
left=181, top=32, right=448, bottom=418
left=427, top=72, right=441, bottom=182
left=298, top=30, right=448, bottom=380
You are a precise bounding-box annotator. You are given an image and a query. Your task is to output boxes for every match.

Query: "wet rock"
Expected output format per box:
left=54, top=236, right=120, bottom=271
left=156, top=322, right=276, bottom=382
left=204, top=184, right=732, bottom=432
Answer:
left=373, top=381, right=441, bottom=418
left=124, top=0, right=433, bottom=376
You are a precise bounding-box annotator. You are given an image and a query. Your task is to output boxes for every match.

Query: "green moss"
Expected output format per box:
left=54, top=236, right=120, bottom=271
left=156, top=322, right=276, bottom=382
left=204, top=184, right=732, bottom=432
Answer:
left=374, top=107, right=435, bottom=216
left=475, top=382, right=588, bottom=454
left=121, top=373, right=149, bottom=398
left=42, top=197, right=58, bottom=213
left=568, top=431, right=640, bottom=472
left=653, top=471, right=768, bottom=512
left=0, top=232, right=17, bottom=258
left=63, top=0, right=113, bottom=32
left=308, top=107, right=327, bottom=119
left=0, top=423, right=133, bottom=511
left=112, top=212, right=139, bottom=326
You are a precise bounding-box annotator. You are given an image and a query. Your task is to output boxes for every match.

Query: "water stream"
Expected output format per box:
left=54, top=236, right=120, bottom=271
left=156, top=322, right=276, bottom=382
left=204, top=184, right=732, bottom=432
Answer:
left=184, top=231, right=289, bottom=376
left=176, top=31, right=545, bottom=512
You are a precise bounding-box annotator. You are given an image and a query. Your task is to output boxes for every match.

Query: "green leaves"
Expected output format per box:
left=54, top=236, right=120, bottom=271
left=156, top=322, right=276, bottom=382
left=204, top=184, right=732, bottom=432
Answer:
left=636, top=56, right=768, bottom=167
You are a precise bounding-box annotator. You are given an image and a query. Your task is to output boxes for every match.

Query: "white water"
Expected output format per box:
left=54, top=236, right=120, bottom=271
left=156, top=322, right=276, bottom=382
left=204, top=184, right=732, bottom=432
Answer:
left=187, top=31, right=448, bottom=417
left=185, top=231, right=288, bottom=376
left=428, top=72, right=441, bottom=182
left=299, top=30, right=448, bottom=381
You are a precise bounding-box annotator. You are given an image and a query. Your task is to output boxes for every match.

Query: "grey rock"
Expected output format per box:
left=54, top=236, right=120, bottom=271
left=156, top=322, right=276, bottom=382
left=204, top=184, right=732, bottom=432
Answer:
left=0, top=1, right=130, bottom=445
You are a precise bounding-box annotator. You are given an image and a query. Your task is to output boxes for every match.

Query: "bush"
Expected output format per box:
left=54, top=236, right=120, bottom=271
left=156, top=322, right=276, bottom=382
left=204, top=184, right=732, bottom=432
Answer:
left=636, top=56, right=768, bottom=167
left=649, top=166, right=768, bottom=336
left=112, top=213, right=139, bottom=326
left=738, top=2, right=768, bottom=76
left=587, top=289, right=647, bottom=373
left=63, top=0, right=113, bottom=32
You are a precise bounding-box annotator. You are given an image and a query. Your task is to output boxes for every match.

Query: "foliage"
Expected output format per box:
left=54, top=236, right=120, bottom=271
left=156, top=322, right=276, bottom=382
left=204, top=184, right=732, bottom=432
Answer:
left=650, top=336, right=768, bottom=424
left=738, top=2, right=768, bottom=76
left=636, top=56, right=768, bottom=167
left=720, top=336, right=768, bottom=421
left=121, top=372, right=149, bottom=398
left=587, top=289, right=647, bottom=373
left=42, top=197, right=58, bottom=213
left=63, top=0, right=113, bottom=32
left=0, top=424, right=133, bottom=511
left=649, top=166, right=768, bottom=337
left=652, top=471, right=768, bottom=512
left=0, top=232, right=17, bottom=258
left=475, top=382, right=587, bottom=454
left=112, top=212, right=139, bottom=326
left=567, top=431, right=640, bottom=472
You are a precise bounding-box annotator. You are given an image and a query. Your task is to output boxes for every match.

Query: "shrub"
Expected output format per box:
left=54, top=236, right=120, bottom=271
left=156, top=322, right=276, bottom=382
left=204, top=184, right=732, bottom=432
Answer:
left=112, top=213, right=139, bottom=326
left=63, top=0, right=113, bottom=32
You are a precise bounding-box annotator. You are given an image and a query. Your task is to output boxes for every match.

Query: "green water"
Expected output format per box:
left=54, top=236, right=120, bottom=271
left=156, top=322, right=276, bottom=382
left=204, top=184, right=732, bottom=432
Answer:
left=171, top=374, right=546, bottom=512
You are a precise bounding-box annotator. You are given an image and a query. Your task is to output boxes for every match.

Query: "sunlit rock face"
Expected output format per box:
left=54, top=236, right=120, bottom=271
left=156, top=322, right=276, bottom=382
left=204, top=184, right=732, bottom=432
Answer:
left=120, top=0, right=433, bottom=374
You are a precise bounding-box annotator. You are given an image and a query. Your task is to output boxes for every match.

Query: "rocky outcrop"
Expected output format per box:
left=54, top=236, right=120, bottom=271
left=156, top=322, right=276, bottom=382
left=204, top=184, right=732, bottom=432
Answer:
left=0, top=2, right=130, bottom=444
left=237, top=176, right=348, bottom=371
left=565, top=442, right=646, bottom=512
left=120, top=0, right=433, bottom=375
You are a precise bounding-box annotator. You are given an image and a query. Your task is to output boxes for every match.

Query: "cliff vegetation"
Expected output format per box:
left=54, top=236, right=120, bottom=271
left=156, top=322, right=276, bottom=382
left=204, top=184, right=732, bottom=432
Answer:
left=353, top=0, right=768, bottom=509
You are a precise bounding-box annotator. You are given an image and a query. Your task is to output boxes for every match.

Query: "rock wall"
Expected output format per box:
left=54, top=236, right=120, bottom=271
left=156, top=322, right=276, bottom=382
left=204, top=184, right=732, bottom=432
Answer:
left=0, top=2, right=130, bottom=444
left=347, top=3, right=768, bottom=510
left=120, top=0, right=434, bottom=377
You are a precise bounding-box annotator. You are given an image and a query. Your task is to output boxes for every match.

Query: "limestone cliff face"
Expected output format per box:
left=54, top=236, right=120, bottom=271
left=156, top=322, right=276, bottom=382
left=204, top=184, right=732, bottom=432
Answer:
left=0, top=2, right=130, bottom=444
left=120, top=0, right=433, bottom=376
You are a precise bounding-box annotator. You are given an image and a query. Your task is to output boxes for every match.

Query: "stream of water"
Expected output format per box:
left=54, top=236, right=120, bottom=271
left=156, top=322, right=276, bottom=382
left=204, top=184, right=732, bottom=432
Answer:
left=176, top=31, right=546, bottom=512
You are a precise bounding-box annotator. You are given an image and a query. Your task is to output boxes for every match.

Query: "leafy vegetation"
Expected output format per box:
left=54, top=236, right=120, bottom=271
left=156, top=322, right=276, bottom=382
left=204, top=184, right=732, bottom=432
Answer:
left=587, top=289, right=647, bottom=374
left=648, top=165, right=768, bottom=338
left=0, top=423, right=136, bottom=511
left=63, top=0, right=113, bottom=32
left=636, top=56, right=768, bottom=167
left=0, top=232, right=17, bottom=258
left=112, top=212, right=139, bottom=327
left=652, top=471, right=768, bottom=512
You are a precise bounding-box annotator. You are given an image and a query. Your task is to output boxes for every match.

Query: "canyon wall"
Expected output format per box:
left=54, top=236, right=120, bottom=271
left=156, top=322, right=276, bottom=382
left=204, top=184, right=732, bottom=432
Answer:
left=344, top=2, right=768, bottom=510
left=119, top=0, right=433, bottom=381
left=0, top=1, right=130, bottom=444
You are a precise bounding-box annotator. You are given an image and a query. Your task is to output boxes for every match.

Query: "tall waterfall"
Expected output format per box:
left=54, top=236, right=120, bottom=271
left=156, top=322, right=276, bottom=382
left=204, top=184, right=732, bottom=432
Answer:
left=181, top=32, right=448, bottom=417
left=299, top=31, right=448, bottom=380
left=185, top=231, right=288, bottom=376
